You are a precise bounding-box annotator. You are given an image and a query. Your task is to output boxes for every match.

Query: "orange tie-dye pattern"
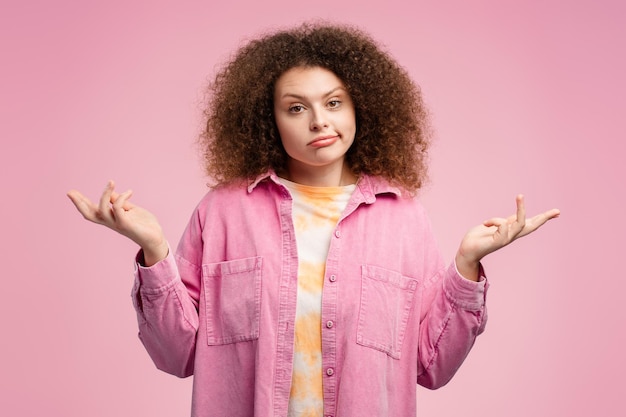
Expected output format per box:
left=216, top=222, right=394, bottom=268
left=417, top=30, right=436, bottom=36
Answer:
left=281, top=179, right=355, bottom=417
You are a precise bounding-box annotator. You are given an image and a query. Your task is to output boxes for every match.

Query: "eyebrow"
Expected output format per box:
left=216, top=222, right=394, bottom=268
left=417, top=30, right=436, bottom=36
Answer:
left=280, top=86, right=347, bottom=100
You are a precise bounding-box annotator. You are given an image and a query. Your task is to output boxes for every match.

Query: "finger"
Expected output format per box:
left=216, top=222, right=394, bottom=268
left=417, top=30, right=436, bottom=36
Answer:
left=514, top=194, right=526, bottom=231
left=528, top=208, right=561, bottom=229
left=111, top=189, right=136, bottom=210
left=112, top=189, right=133, bottom=216
left=545, top=208, right=561, bottom=219
left=483, top=217, right=506, bottom=227
left=481, top=217, right=511, bottom=245
left=67, top=190, right=98, bottom=221
left=97, top=180, right=116, bottom=223
left=517, top=208, right=561, bottom=238
left=67, top=189, right=88, bottom=209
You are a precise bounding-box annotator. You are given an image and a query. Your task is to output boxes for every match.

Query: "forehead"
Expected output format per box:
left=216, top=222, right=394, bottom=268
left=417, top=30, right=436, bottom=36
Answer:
left=274, top=66, right=347, bottom=98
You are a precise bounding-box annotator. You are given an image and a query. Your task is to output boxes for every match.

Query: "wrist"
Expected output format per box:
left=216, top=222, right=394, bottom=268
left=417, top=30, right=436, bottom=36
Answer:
left=142, top=240, right=169, bottom=267
left=455, top=252, right=480, bottom=282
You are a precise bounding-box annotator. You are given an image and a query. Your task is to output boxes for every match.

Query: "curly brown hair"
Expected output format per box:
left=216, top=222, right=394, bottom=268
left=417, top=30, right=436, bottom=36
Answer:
left=202, top=22, right=431, bottom=192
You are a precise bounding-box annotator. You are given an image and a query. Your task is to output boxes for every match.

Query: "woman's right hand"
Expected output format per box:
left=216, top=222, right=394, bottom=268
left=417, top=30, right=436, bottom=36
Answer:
left=67, top=180, right=168, bottom=266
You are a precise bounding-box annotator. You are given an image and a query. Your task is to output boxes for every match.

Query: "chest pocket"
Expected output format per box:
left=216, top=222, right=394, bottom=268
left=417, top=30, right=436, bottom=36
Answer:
left=202, top=256, right=262, bottom=345
left=357, top=265, right=418, bottom=359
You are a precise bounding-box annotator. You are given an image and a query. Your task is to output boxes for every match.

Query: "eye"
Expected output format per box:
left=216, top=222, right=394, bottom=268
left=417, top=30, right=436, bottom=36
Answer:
left=327, top=99, right=341, bottom=109
left=288, top=104, right=305, bottom=113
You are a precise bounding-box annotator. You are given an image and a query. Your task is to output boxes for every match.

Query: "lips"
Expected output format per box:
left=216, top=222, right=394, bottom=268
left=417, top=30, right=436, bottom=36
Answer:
left=308, top=135, right=339, bottom=148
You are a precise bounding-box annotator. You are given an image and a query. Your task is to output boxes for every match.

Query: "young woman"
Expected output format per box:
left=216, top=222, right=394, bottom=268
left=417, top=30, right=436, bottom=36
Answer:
left=68, top=23, right=559, bottom=417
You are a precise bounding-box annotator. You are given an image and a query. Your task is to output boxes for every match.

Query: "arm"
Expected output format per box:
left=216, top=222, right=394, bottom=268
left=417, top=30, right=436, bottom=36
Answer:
left=68, top=181, right=200, bottom=377
left=67, top=180, right=168, bottom=265
left=416, top=195, right=559, bottom=388
left=455, top=194, right=560, bottom=281
left=416, top=261, right=488, bottom=389
left=132, top=248, right=200, bottom=377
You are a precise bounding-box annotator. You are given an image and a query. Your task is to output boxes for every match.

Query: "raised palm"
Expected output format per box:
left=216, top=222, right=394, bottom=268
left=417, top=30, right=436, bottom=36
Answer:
left=67, top=181, right=168, bottom=265
left=457, top=194, right=560, bottom=269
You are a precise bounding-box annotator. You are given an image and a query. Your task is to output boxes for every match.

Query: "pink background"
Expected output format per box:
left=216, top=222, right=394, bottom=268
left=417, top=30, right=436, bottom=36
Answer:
left=1, top=0, right=624, bottom=415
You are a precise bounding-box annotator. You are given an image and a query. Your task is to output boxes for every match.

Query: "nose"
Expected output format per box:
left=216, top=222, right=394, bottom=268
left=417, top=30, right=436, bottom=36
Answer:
left=309, top=108, right=329, bottom=131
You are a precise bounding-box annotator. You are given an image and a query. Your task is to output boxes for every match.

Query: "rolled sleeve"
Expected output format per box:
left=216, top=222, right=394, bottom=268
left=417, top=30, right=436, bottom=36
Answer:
left=134, top=246, right=179, bottom=291
left=444, top=261, right=488, bottom=311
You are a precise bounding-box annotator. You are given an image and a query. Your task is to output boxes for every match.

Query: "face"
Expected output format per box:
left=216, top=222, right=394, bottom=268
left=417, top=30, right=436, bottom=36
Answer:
left=274, top=66, right=356, bottom=186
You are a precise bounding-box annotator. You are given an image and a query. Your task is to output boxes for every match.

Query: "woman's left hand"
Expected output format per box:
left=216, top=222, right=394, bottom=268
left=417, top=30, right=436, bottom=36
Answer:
left=455, top=195, right=560, bottom=281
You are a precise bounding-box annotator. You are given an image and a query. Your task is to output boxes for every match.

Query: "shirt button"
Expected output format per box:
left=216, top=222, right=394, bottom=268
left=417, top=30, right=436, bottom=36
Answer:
left=329, top=274, right=336, bottom=282
left=326, top=320, right=334, bottom=328
left=326, top=368, right=334, bottom=376
left=334, top=229, right=341, bottom=238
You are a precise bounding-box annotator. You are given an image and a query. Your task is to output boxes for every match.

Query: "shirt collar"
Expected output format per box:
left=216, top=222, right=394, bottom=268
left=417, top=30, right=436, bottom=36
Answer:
left=247, top=170, right=279, bottom=193
left=247, top=170, right=402, bottom=201
left=354, top=174, right=403, bottom=203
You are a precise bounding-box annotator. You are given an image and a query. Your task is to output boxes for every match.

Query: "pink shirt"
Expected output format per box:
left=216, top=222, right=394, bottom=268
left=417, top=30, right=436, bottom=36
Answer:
left=132, top=172, right=488, bottom=417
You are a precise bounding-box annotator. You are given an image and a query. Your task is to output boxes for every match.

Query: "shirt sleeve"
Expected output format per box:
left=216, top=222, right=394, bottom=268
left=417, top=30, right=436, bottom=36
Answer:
left=415, top=258, right=488, bottom=389
left=411, top=201, right=488, bottom=389
left=130, top=208, right=204, bottom=378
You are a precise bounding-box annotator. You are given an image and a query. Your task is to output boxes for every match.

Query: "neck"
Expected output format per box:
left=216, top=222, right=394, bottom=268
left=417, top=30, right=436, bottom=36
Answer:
left=284, top=161, right=356, bottom=187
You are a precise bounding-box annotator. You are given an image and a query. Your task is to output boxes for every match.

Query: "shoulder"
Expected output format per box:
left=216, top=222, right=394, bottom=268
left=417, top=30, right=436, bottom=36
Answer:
left=358, top=175, right=421, bottom=201
left=192, top=176, right=285, bottom=219
left=348, top=177, right=431, bottom=233
left=359, top=175, right=425, bottom=208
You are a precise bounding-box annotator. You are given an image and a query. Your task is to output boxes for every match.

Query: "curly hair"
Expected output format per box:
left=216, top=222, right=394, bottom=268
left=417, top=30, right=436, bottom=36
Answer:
left=202, top=22, right=431, bottom=192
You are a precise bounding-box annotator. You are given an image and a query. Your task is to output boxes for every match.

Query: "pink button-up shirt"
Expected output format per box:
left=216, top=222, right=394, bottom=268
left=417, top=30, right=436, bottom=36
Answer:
left=132, top=172, right=488, bottom=417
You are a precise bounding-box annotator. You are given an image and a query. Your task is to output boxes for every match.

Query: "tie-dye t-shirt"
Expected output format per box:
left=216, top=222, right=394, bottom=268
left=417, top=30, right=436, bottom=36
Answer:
left=279, top=179, right=356, bottom=417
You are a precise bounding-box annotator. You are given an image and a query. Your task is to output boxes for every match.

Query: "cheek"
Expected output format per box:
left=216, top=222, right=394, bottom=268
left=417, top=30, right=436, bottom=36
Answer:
left=274, top=115, right=289, bottom=139
left=278, top=116, right=307, bottom=137
left=276, top=120, right=294, bottom=141
left=341, top=113, right=357, bottom=137
left=275, top=121, right=298, bottom=150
